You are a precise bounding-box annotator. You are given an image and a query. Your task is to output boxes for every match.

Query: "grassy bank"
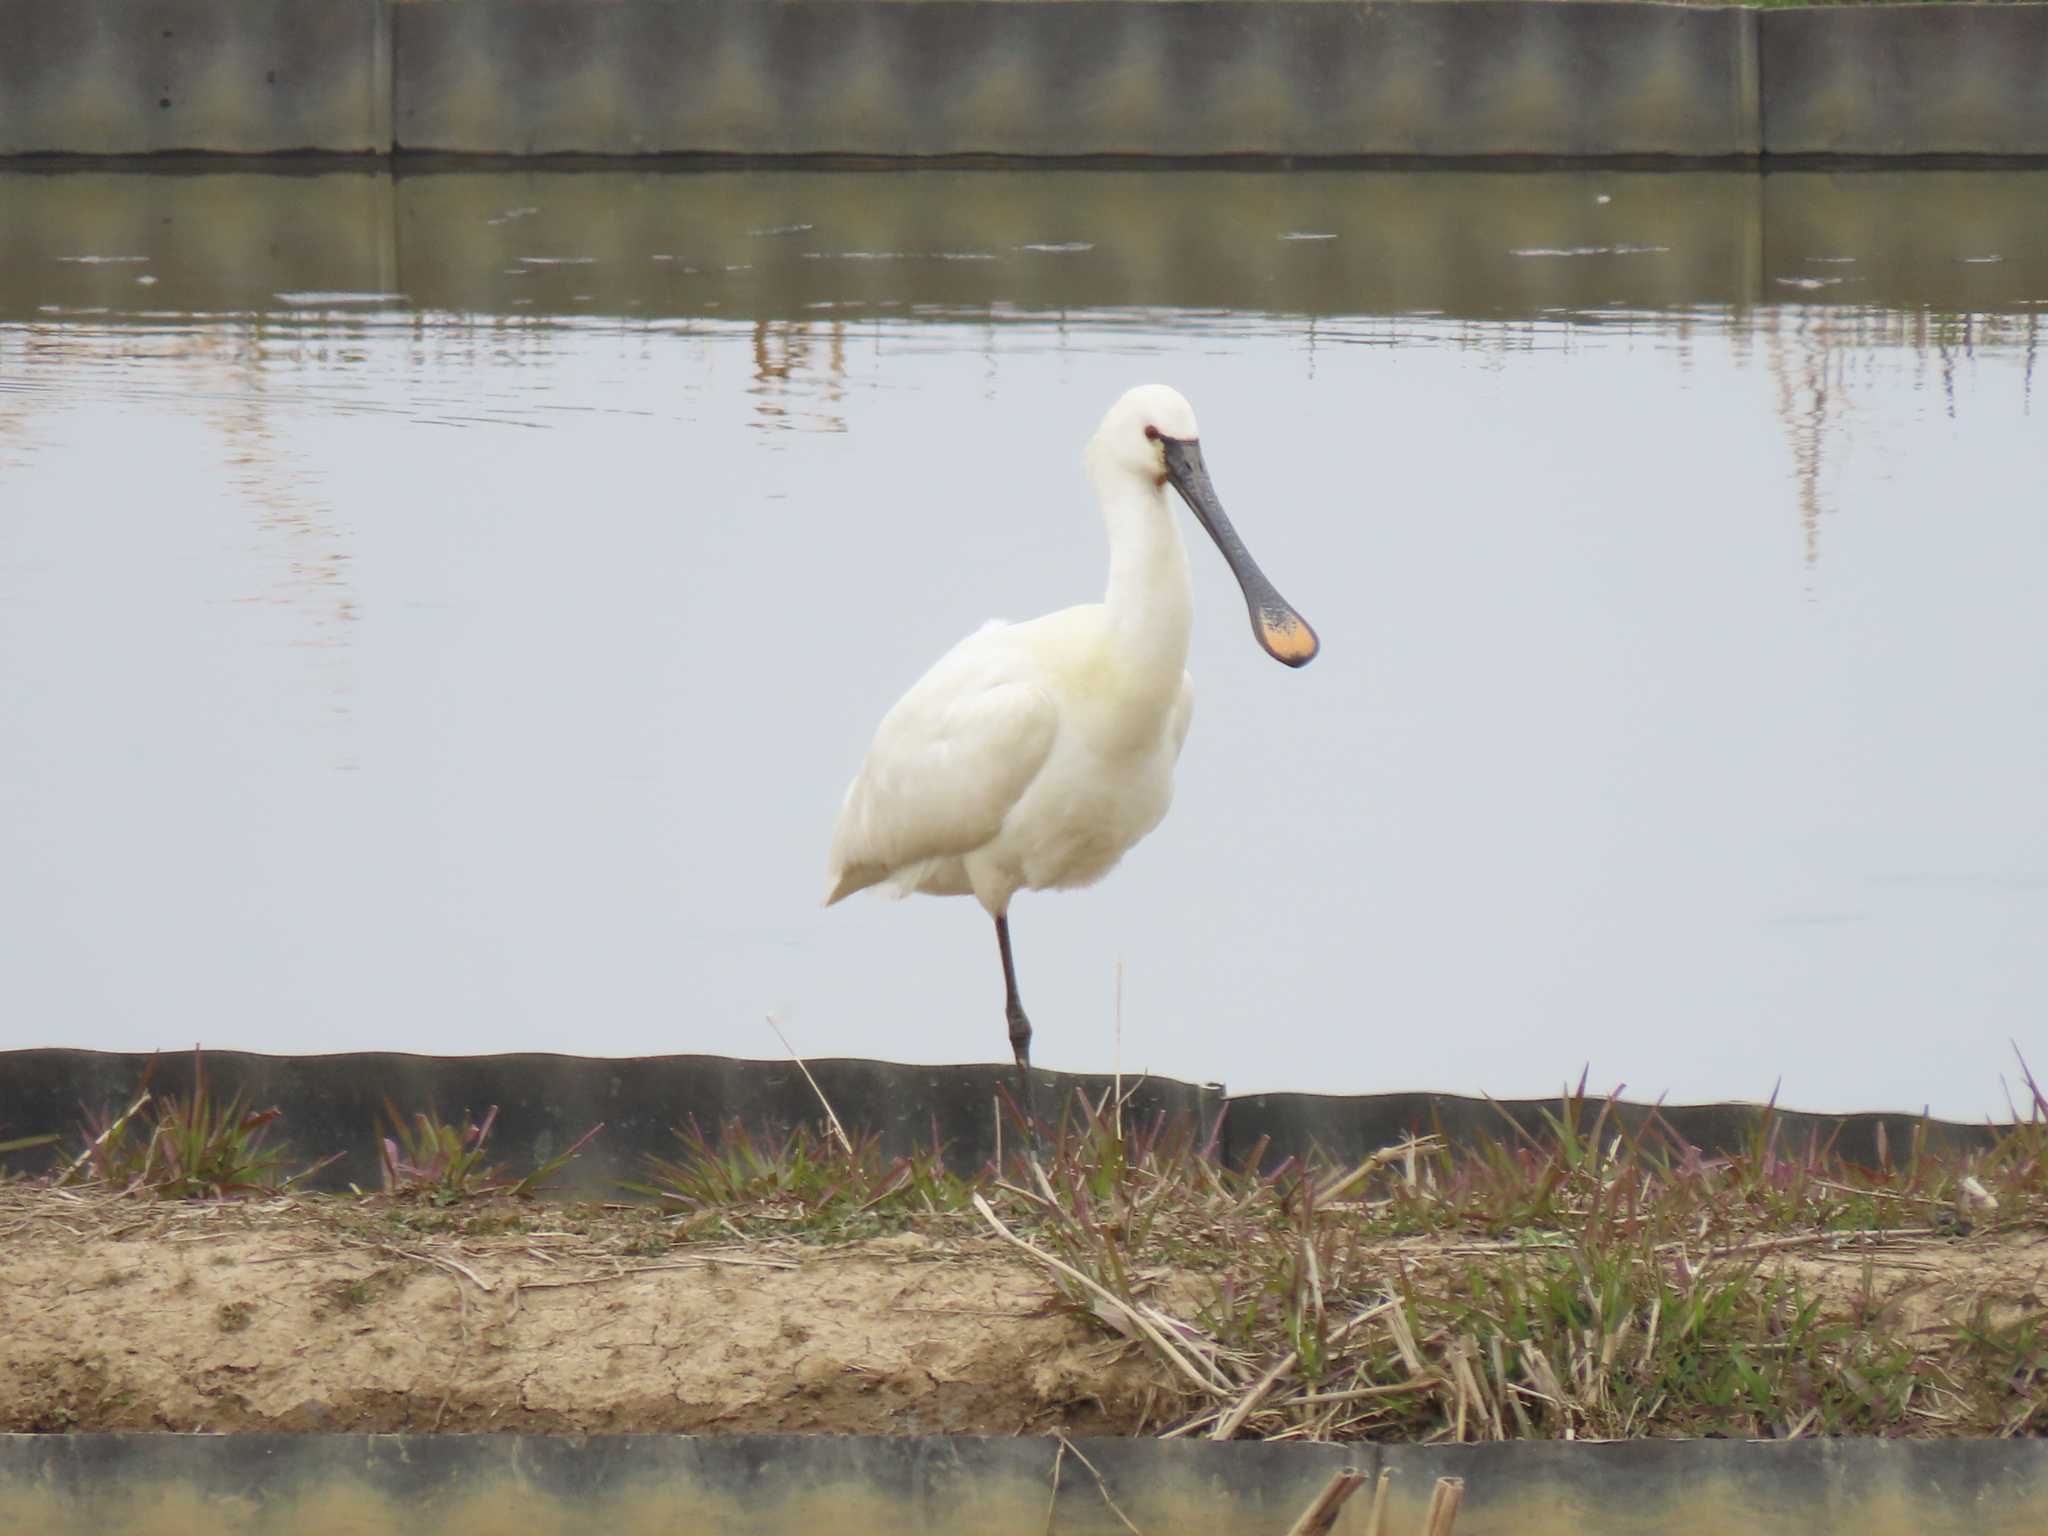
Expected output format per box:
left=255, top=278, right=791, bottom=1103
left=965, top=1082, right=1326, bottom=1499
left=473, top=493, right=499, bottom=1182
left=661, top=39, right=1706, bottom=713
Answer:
left=4, top=1056, right=2043, bottom=1442
left=625, top=1074, right=2048, bottom=1441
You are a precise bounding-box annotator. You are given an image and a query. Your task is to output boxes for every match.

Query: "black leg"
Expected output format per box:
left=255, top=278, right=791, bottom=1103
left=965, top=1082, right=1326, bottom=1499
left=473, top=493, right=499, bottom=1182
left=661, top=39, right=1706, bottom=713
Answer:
left=995, top=912, right=1041, bottom=1154
left=995, top=912, right=1032, bottom=1071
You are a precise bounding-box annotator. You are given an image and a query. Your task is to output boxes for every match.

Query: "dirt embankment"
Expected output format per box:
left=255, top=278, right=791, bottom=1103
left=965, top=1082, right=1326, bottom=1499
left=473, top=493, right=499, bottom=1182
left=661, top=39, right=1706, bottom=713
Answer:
left=6, top=1185, right=2046, bottom=1439
left=0, top=1190, right=1174, bottom=1437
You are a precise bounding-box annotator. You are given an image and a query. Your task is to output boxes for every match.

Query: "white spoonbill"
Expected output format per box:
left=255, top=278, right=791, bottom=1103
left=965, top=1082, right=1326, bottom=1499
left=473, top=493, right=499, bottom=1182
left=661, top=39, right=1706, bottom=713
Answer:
left=824, top=384, right=1318, bottom=1073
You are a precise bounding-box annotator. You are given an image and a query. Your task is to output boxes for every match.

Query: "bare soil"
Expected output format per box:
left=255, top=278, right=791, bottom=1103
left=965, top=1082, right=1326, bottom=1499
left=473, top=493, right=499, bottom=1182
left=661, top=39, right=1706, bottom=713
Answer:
left=0, top=1188, right=1176, bottom=1436
left=4, top=1185, right=2043, bottom=1438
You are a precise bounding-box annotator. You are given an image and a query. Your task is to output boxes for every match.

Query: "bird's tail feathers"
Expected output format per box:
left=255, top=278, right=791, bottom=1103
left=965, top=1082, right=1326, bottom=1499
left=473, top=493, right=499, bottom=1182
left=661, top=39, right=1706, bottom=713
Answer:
left=823, top=864, right=884, bottom=907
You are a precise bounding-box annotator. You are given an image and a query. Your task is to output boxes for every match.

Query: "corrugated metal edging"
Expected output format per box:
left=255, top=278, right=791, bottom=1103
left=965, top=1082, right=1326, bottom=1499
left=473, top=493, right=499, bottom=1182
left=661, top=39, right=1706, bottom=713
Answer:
left=0, top=1049, right=1219, bottom=1191
left=1, top=1433, right=2045, bottom=1535
left=1223, top=1089, right=2005, bottom=1172
left=0, top=1049, right=2013, bottom=1191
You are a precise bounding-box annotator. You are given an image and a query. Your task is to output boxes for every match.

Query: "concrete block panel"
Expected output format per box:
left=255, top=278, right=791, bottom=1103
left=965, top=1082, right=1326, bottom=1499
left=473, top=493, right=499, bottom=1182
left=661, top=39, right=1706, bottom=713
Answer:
left=1762, top=6, right=2048, bottom=157
left=0, top=0, right=390, bottom=155
left=5, top=1433, right=2048, bottom=1535
left=392, top=0, right=1760, bottom=158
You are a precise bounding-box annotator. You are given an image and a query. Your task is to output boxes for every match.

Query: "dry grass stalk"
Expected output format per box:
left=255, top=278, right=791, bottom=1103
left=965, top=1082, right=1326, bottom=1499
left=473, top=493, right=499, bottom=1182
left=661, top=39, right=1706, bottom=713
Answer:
left=1052, top=1433, right=1145, bottom=1536
left=1043, top=1437, right=1067, bottom=1535
left=1361, top=1470, right=1393, bottom=1536
left=385, top=1244, right=494, bottom=1292
left=1214, top=1300, right=1403, bottom=1439
left=1315, top=1138, right=1442, bottom=1207
left=766, top=1015, right=853, bottom=1157
left=58, top=1092, right=151, bottom=1185
left=971, top=1193, right=1225, bottom=1396
left=1421, top=1476, right=1465, bottom=1536
left=1282, top=1465, right=1365, bottom=1536
left=1290, top=1381, right=1443, bottom=1407
left=1211, top=1347, right=1301, bottom=1440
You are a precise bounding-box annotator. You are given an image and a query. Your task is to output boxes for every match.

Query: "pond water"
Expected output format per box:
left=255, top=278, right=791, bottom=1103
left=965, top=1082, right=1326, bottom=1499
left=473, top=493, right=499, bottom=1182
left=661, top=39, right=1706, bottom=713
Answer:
left=1, top=167, right=2043, bottom=1119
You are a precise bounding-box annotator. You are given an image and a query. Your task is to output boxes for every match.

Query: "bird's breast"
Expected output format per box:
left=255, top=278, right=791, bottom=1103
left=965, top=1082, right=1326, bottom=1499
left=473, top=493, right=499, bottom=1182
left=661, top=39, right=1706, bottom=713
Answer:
left=1001, top=726, right=1180, bottom=893
left=1039, top=634, right=1185, bottom=759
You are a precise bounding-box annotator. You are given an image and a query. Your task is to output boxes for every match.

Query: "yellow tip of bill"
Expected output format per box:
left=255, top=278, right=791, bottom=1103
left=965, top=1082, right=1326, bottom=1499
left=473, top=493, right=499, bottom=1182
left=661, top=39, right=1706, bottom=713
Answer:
left=1259, top=609, right=1320, bottom=667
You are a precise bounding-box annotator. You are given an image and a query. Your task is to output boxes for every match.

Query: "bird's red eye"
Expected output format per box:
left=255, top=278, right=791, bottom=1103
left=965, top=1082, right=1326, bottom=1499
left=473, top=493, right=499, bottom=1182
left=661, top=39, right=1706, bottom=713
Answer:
left=1143, top=424, right=1161, bottom=441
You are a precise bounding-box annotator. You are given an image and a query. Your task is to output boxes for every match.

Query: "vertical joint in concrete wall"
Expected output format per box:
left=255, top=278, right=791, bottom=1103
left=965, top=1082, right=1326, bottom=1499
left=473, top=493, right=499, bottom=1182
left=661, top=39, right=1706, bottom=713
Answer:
left=1738, top=5, right=1763, bottom=158
left=370, top=0, right=396, bottom=155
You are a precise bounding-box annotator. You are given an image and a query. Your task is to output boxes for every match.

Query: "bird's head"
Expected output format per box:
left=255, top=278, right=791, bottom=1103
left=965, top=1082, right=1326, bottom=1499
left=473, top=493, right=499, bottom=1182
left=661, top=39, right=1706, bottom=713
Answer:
left=1087, top=384, right=1320, bottom=670
left=1089, top=383, right=1203, bottom=485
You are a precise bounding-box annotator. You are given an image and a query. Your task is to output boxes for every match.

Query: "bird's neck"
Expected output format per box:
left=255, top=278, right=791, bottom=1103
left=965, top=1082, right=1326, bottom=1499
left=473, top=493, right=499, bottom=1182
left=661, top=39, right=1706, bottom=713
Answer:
left=1098, top=474, right=1193, bottom=687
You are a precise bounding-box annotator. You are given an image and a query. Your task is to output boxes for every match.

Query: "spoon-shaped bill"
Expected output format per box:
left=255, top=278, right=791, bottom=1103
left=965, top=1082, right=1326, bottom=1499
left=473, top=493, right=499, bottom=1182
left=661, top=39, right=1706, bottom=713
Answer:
left=1161, top=436, right=1320, bottom=668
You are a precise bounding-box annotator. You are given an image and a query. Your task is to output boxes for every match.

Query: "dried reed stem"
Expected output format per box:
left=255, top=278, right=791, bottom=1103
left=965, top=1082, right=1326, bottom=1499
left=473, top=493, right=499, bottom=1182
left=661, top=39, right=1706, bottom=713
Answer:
left=1210, top=1299, right=1398, bottom=1440
left=1210, top=1347, right=1301, bottom=1440
left=1314, top=1136, right=1442, bottom=1206
left=1053, top=1433, right=1144, bottom=1536
left=970, top=1193, right=1227, bottom=1395
left=1042, top=1438, right=1066, bottom=1536
left=766, top=1015, right=852, bottom=1156
left=1421, top=1476, right=1466, bottom=1536
left=1283, top=1466, right=1365, bottom=1536
left=58, top=1091, right=151, bottom=1184
left=1362, top=1470, right=1392, bottom=1536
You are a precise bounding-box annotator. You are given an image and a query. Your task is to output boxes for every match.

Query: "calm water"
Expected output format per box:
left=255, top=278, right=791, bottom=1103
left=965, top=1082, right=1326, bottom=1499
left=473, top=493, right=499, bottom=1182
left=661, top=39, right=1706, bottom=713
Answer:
left=1, top=168, right=2043, bottom=1118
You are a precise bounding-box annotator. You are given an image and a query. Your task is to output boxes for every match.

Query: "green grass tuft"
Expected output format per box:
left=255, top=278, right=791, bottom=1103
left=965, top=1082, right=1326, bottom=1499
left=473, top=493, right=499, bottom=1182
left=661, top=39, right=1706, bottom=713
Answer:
left=62, top=1048, right=335, bottom=1199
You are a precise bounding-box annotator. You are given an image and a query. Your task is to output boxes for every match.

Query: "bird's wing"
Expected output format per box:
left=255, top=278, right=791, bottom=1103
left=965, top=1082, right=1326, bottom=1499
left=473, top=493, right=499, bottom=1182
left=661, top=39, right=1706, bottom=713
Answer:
left=825, top=629, right=1059, bottom=904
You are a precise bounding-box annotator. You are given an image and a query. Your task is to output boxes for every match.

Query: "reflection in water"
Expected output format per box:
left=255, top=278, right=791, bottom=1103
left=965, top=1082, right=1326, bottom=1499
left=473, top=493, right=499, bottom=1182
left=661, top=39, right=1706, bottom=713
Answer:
left=2, top=321, right=363, bottom=747
left=750, top=319, right=848, bottom=435
left=210, top=327, right=358, bottom=764
left=1756, top=307, right=2041, bottom=568
left=1764, top=311, right=1835, bottom=568
left=11, top=301, right=2026, bottom=587
left=0, top=332, right=55, bottom=477
left=5, top=166, right=2045, bottom=326
left=1, top=168, right=2044, bottom=1118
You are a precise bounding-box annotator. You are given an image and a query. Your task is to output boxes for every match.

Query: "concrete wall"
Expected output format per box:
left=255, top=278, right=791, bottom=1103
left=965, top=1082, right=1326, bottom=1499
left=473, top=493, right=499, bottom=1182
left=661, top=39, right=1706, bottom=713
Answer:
left=392, top=0, right=1759, bottom=158
left=0, top=0, right=389, bottom=156
left=4, top=1433, right=2048, bottom=1536
left=1, top=0, right=2045, bottom=161
left=1761, top=6, right=2048, bottom=156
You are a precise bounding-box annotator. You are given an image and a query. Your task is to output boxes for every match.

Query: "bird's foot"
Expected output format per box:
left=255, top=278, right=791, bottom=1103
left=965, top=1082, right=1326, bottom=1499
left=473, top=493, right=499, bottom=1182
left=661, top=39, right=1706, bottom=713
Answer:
left=1006, top=1003, right=1042, bottom=1157
left=1006, top=1000, right=1033, bottom=1073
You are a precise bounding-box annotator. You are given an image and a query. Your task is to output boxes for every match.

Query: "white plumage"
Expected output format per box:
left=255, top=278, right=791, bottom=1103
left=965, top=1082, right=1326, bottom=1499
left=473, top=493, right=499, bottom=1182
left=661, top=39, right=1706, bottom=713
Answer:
left=825, top=384, right=1317, bottom=1072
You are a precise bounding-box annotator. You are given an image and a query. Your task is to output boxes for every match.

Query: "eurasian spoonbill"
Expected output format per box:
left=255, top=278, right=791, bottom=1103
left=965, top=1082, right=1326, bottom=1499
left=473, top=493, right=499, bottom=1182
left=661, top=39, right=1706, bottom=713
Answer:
left=824, top=384, right=1317, bottom=1074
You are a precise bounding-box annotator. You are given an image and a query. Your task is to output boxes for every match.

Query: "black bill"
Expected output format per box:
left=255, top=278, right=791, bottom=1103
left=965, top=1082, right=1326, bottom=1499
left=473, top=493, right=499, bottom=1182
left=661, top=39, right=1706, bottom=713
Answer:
left=1162, top=435, right=1320, bottom=668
